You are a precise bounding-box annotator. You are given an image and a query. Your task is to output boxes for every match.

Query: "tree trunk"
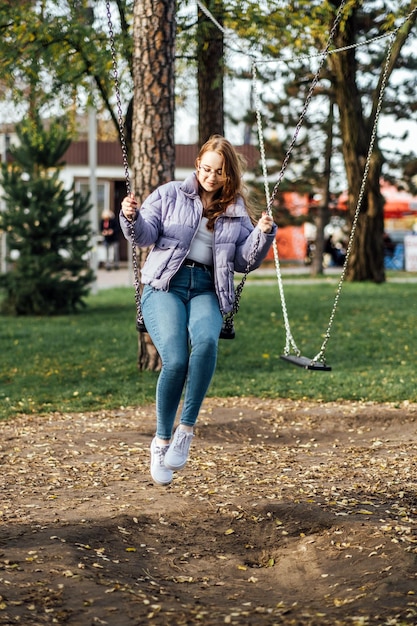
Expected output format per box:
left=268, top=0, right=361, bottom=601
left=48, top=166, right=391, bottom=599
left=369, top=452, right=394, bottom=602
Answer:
left=197, top=0, right=224, bottom=145
left=328, top=11, right=385, bottom=282
left=132, top=0, right=176, bottom=370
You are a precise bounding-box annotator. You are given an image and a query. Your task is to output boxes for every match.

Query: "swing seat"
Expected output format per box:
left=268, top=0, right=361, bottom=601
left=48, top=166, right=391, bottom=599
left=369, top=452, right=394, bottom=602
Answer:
left=280, top=354, right=332, bottom=371
left=219, top=321, right=235, bottom=340
left=136, top=320, right=147, bottom=333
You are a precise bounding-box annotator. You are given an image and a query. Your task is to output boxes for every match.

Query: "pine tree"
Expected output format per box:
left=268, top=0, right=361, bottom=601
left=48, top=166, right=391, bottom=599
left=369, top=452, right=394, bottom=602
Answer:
left=0, top=115, right=95, bottom=315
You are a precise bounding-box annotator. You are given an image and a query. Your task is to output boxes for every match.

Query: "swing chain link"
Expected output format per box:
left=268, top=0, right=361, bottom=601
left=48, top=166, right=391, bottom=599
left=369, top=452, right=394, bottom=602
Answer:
left=106, top=1, right=145, bottom=330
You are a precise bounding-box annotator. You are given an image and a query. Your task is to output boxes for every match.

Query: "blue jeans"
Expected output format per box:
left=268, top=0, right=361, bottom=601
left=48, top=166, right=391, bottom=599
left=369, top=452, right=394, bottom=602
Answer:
left=141, top=265, right=223, bottom=440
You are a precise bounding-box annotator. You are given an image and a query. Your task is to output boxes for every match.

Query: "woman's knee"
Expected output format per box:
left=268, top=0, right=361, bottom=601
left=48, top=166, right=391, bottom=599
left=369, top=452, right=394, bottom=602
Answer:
left=162, top=353, right=189, bottom=375
left=191, top=334, right=219, bottom=359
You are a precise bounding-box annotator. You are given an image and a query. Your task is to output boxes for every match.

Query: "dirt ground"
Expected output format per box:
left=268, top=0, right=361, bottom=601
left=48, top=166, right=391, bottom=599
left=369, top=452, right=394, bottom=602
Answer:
left=1, top=397, right=417, bottom=626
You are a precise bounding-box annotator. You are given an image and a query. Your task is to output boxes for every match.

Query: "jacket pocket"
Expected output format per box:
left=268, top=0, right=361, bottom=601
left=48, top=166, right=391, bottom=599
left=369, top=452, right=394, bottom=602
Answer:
left=146, top=236, right=180, bottom=279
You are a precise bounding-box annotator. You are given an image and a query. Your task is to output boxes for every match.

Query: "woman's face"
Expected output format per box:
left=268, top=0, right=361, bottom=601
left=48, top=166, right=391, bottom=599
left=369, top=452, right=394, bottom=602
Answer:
left=196, top=150, right=225, bottom=194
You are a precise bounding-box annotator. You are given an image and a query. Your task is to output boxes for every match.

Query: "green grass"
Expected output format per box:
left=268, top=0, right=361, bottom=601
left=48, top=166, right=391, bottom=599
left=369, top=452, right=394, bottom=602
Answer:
left=214, top=280, right=415, bottom=403
left=1, top=280, right=416, bottom=419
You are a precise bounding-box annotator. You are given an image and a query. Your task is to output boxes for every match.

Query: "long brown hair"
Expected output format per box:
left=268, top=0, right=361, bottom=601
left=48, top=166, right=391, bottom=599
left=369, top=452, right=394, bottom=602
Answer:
left=195, top=135, right=255, bottom=230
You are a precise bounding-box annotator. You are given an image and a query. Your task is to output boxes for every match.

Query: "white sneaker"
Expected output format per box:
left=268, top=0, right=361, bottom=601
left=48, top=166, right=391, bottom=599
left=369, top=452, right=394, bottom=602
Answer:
left=164, top=428, right=194, bottom=471
left=150, top=438, right=173, bottom=486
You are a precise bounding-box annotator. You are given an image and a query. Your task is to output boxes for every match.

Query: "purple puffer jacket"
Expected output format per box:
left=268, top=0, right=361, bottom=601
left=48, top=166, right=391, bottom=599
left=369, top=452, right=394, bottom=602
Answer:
left=119, top=172, right=277, bottom=314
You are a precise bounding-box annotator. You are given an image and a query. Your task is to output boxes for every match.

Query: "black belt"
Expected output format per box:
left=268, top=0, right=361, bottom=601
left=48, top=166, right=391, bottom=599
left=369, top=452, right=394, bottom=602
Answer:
left=182, top=259, right=212, bottom=271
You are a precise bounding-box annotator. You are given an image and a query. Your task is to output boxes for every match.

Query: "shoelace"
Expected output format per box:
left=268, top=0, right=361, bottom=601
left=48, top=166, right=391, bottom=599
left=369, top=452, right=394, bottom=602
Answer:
left=173, top=431, right=192, bottom=452
left=154, top=444, right=169, bottom=464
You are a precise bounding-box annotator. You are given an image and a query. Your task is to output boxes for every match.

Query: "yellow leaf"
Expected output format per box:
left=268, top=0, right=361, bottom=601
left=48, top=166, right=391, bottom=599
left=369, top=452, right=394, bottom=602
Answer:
left=173, top=576, right=193, bottom=583
left=126, top=547, right=137, bottom=552
left=224, top=528, right=235, bottom=535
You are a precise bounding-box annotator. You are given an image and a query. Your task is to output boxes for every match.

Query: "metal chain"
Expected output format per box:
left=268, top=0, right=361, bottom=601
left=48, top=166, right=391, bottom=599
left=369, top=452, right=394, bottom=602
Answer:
left=106, top=2, right=130, bottom=193
left=253, top=0, right=347, bottom=359
left=311, top=30, right=398, bottom=365
left=106, top=1, right=145, bottom=330
left=309, top=5, right=417, bottom=364
left=253, top=64, right=300, bottom=355
left=221, top=229, right=262, bottom=333
left=259, top=30, right=397, bottom=66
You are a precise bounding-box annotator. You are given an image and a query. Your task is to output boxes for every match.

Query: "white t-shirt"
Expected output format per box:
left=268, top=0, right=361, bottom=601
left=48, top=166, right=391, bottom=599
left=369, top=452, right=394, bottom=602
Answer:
left=187, top=217, right=214, bottom=266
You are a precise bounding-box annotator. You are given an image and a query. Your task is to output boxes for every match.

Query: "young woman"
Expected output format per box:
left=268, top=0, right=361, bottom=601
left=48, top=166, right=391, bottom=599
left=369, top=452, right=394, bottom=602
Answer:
left=120, top=135, right=276, bottom=486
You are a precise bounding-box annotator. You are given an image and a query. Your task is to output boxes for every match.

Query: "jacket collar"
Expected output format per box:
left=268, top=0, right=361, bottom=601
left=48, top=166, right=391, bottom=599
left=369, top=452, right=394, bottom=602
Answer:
left=180, top=172, right=200, bottom=198
left=180, top=172, right=247, bottom=217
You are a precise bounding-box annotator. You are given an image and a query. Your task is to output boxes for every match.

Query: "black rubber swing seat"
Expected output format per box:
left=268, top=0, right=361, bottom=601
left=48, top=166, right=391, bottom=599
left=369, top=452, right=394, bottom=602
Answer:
left=136, top=320, right=147, bottom=333
left=280, top=354, right=332, bottom=371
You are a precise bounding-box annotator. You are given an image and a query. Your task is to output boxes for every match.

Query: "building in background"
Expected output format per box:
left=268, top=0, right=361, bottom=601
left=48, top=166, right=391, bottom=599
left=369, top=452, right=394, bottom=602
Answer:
left=2, top=120, right=416, bottom=269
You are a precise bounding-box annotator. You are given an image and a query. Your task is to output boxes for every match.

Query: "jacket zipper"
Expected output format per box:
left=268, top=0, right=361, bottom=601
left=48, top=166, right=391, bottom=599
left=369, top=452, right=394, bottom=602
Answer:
left=164, top=196, right=204, bottom=291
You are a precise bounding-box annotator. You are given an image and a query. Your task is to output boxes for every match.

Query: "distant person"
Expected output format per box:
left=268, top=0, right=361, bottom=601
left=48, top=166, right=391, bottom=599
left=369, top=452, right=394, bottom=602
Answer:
left=100, top=210, right=120, bottom=270
left=324, top=235, right=346, bottom=267
left=383, top=232, right=395, bottom=257
left=120, top=135, right=276, bottom=486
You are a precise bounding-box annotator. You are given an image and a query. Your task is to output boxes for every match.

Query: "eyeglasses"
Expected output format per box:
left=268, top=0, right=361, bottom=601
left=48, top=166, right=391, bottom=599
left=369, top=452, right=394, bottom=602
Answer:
left=199, top=164, right=225, bottom=179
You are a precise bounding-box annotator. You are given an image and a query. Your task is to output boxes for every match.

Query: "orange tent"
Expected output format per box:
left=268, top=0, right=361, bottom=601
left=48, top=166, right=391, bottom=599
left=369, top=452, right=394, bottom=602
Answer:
left=337, top=181, right=417, bottom=219
left=265, top=191, right=311, bottom=262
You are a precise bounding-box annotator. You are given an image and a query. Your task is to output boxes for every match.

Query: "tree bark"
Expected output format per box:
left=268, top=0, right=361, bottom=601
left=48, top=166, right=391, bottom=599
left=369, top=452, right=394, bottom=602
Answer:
left=197, top=0, right=224, bottom=145
left=132, top=0, right=175, bottom=192
left=132, top=0, right=176, bottom=370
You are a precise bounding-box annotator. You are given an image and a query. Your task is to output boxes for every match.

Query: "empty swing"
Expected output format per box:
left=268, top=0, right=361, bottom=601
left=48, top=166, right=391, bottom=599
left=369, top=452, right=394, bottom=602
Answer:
left=251, top=23, right=398, bottom=371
